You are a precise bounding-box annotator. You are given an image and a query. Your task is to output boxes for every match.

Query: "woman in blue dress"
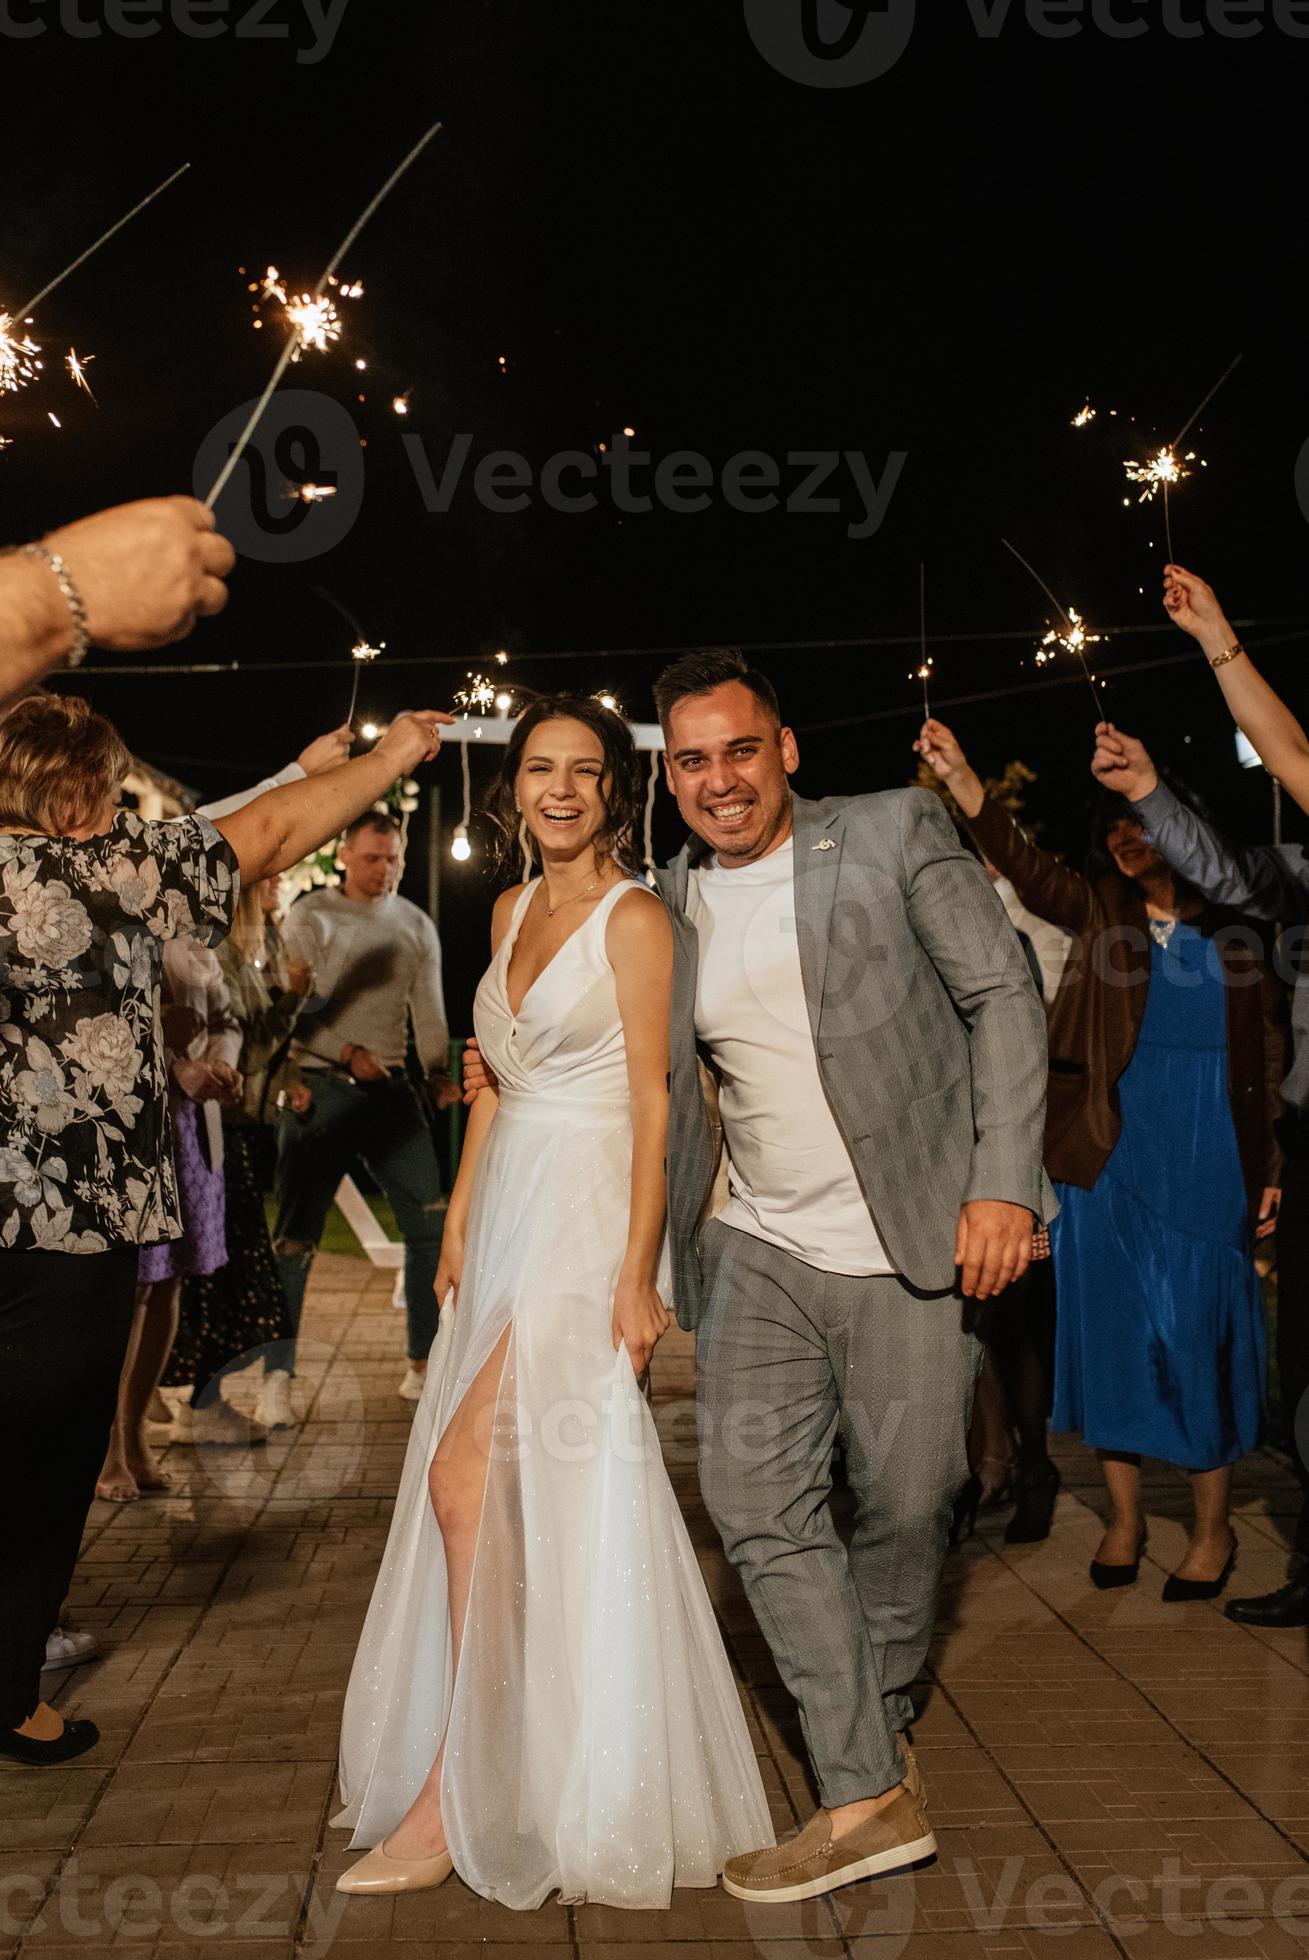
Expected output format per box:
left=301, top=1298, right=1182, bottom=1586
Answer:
left=917, top=718, right=1289, bottom=1601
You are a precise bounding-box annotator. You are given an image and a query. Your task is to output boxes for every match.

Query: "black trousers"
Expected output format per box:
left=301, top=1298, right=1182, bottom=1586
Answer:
left=0, top=1248, right=137, bottom=1728
left=1275, top=1116, right=1309, bottom=1567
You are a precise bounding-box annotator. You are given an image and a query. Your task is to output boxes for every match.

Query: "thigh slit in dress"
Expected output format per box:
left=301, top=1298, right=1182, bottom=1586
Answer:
left=333, top=879, right=772, bottom=1910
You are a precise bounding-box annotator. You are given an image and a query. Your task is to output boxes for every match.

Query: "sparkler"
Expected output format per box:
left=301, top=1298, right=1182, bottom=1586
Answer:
left=1002, top=538, right=1104, bottom=721
left=347, top=640, right=383, bottom=727
left=1122, top=355, right=1243, bottom=562
left=0, top=318, right=40, bottom=394
left=1072, top=403, right=1096, bottom=428
left=1, top=164, right=188, bottom=429
left=455, top=673, right=499, bottom=715
left=912, top=562, right=933, bottom=718
left=65, top=349, right=95, bottom=400
left=286, top=481, right=337, bottom=503
left=204, top=121, right=442, bottom=510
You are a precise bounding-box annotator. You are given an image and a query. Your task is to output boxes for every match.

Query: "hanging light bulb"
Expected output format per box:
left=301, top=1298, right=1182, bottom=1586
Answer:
left=451, top=824, right=471, bottom=862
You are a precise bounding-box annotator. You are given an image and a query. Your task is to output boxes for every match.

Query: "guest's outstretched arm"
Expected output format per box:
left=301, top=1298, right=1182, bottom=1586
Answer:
left=1164, top=564, right=1309, bottom=814
left=212, top=712, right=453, bottom=883
left=1093, top=721, right=1309, bottom=922
left=915, top=717, right=1094, bottom=934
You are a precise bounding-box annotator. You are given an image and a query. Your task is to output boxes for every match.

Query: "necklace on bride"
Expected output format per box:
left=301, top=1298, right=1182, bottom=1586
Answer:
left=544, top=873, right=606, bottom=919
left=1149, top=916, right=1178, bottom=948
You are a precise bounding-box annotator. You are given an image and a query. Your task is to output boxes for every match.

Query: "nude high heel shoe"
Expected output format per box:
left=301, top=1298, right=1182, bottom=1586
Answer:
left=335, top=1843, right=455, bottom=1895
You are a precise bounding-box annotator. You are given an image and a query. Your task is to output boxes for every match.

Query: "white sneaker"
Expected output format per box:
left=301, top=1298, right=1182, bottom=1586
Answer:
left=42, top=1626, right=100, bottom=1673
left=174, top=1399, right=268, bottom=1447
left=254, top=1369, right=298, bottom=1430
left=398, top=1367, right=427, bottom=1402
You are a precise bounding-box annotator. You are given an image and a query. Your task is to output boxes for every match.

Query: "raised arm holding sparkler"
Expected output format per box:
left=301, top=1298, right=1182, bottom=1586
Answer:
left=0, top=497, right=234, bottom=707
left=1163, top=564, right=1309, bottom=815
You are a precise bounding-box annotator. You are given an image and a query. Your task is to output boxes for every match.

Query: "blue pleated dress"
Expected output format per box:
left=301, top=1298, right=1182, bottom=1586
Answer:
left=1050, top=922, right=1267, bottom=1471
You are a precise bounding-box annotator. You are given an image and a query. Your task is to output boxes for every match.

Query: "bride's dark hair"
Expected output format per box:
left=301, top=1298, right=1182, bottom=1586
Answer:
left=484, top=694, right=646, bottom=882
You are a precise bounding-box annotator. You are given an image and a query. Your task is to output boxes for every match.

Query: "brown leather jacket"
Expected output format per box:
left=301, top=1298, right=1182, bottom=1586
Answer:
left=967, top=796, right=1290, bottom=1217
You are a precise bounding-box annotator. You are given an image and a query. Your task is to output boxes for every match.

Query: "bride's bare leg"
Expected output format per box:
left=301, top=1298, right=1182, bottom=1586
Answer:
left=383, top=1326, right=511, bottom=1861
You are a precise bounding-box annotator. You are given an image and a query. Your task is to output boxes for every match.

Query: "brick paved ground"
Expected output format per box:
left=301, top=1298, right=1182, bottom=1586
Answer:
left=5, top=1253, right=1309, bottom=1960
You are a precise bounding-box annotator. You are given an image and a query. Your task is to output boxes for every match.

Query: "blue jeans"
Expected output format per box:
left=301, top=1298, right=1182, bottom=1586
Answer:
left=272, top=1071, right=445, bottom=1368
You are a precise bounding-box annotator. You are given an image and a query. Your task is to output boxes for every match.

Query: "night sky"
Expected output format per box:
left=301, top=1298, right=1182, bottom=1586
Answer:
left=4, top=0, right=1307, bottom=1028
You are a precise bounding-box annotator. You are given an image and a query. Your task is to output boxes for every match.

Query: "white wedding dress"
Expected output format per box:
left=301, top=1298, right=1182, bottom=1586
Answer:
left=333, top=877, right=773, bottom=1909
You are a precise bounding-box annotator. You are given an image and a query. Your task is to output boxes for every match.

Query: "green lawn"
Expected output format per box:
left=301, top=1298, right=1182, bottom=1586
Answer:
left=262, top=1194, right=405, bottom=1259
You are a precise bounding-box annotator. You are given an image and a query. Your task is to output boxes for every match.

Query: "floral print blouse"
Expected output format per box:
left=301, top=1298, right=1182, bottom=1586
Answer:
left=0, top=814, right=239, bottom=1254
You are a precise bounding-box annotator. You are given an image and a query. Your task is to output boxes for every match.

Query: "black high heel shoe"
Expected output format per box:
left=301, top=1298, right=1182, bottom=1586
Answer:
left=1090, top=1527, right=1147, bottom=1590
left=1005, top=1463, right=1062, bottom=1544
left=1162, top=1533, right=1237, bottom=1603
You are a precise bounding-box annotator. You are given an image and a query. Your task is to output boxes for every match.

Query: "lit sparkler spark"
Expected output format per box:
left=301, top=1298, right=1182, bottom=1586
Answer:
left=206, top=122, right=443, bottom=511
left=1124, top=446, right=1193, bottom=503
left=286, top=482, right=337, bottom=504
left=455, top=673, right=498, bottom=715
left=250, top=264, right=363, bottom=360
left=65, top=348, right=95, bottom=399
left=352, top=639, right=383, bottom=663
left=1072, top=403, right=1096, bottom=428
left=1035, top=608, right=1102, bottom=667
left=1002, top=538, right=1104, bottom=722
left=48, top=412, right=61, bottom=428
left=0, top=314, right=41, bottom=394
left=391, top=392, right=411, bottom=415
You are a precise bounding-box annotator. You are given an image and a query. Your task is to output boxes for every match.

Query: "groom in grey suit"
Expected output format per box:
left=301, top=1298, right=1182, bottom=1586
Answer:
left=652, top=648, right=1051, bottom=1901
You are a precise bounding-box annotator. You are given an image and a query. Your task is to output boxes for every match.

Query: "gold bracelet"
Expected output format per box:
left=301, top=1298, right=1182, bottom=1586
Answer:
left=1208, top=640, right=1246, bottom=670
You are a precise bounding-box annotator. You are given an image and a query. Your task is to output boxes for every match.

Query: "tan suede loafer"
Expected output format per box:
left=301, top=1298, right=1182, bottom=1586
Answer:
left=897, top=1735, right=926, bottom=1805
left=722, top=1790, right=936, bottom=1903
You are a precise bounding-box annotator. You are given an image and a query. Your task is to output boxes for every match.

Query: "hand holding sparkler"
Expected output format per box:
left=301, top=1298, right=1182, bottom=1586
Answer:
left=1090, top=723, right=1159, bottom=803
left=43, top=496, right=235, bottom=650
left=1161, top=563, right=1237, bottom=656
left=914, top=718, right=986, bottom=821
left=297, top=724, right=355, bottom=775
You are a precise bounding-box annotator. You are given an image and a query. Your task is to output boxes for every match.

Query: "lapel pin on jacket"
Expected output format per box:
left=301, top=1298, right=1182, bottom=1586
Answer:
left=813, top=838, right=837, bottom=851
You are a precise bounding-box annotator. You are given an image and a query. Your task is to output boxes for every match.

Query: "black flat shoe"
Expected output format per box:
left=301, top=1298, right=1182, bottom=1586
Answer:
left=1090, top=1529, right=1147, bottom=1590
left=1225, top=1575, right=1309, bottom=1628
left=1162, top=1536, right=1237, bottom=1603
left=1005, top=1463, right=1061, bottom=1544
left=0, top=1718, right=100, bottom=1766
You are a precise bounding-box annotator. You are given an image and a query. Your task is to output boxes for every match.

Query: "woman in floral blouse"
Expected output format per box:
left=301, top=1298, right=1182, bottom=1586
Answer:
left=0, top=691, right=451, bottom=1767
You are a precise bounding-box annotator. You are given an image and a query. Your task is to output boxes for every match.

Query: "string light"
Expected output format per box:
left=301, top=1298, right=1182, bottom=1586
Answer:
left=452, top=739, right=473, bottom=861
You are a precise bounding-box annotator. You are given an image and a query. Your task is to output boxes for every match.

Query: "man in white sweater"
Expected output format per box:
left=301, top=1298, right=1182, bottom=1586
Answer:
left=272, top=811, right=459, bottom=1399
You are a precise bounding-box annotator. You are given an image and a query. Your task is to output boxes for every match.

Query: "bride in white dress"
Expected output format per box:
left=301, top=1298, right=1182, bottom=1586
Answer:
left=333, top=696, right=773, bottom=1910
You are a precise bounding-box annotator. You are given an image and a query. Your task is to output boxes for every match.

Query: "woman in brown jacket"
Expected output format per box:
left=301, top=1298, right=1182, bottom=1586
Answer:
left=917, top=718, right=1288, bottom=1601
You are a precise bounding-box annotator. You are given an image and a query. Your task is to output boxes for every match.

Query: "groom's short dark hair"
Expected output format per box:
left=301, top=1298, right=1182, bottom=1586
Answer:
left=652, top=647, right=782, bottom=732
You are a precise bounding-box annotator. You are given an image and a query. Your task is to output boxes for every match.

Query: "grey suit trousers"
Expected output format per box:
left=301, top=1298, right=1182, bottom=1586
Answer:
left=695, top=1218, right=982, bottom=1807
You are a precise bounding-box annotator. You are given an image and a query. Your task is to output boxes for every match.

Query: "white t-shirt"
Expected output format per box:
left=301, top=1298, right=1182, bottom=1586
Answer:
left=688, top=837, right=896, bottom=1277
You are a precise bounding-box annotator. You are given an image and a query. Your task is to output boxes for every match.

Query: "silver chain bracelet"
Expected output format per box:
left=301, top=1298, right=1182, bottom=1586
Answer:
left=19, top=542, right=90, bottom=669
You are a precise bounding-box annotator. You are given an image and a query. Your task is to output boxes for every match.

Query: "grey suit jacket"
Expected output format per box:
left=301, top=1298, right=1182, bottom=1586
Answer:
left=655, top=789, right=1054, bottom=1330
